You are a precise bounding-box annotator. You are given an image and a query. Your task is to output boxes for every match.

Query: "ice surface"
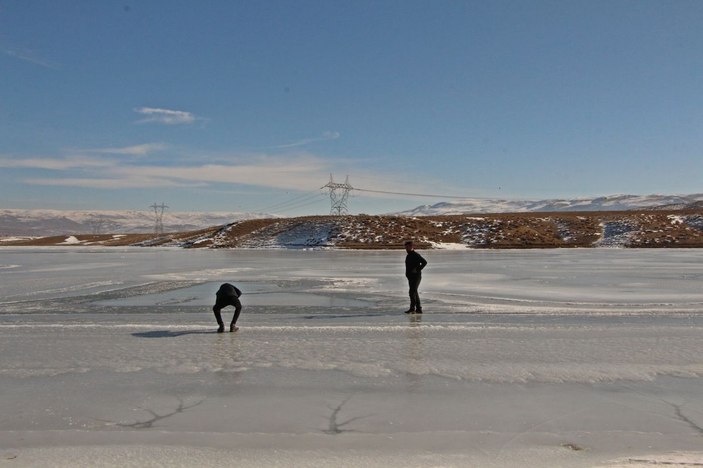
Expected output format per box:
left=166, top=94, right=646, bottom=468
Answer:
left=2, top=247, right=703, bottom=467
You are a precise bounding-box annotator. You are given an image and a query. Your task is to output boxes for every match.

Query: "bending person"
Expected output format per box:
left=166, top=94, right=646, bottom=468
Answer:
left=213, top=283, right=242, bottom=333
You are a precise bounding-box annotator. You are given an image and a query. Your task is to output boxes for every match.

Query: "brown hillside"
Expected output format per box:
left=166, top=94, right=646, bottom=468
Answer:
left=4, top=209, right=703, bottom=249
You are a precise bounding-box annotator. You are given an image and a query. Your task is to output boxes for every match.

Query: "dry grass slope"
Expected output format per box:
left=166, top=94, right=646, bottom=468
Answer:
left=4, top=209, right=703, bottom=249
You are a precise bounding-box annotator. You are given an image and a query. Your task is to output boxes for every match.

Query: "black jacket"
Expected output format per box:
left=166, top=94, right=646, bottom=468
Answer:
left=405, top=251, right=427, bottom=277
left=217, top=283, right=242, bottom=298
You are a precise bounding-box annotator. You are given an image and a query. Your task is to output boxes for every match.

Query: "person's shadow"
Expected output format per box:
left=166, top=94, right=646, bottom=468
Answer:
left=132, top=330, right=217, bottom=338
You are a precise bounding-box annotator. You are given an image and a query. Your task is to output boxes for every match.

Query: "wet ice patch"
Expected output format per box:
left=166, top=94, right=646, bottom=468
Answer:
left=318, top=277, right=377, bottom=291
left=96, top=281, right=372, bottom=308
left=143, top=267, right=254, bottom=281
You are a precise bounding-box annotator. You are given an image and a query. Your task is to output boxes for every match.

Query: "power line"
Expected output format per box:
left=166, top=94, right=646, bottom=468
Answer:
left=253, top=191, right=320, bottom=211
left=353, top=187, right=470, bottom=199
left=273, top=196, right=327, bottom=213
left=264, top=193, right=327, bottom=213
left=248, top=178, right=474, bottom=217
left=320, top=174, right=474, bottom=214
left=252, top=190, right=326, bottom=214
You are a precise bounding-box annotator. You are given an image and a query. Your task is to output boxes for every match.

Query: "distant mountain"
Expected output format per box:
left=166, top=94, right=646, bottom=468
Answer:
left=0, top=209, right=273, bottom=237
left=395, top=194, right=703, bottom=216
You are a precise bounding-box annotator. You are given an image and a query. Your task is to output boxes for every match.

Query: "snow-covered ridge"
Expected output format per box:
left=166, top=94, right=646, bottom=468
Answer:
left=396, top=193, right=703, bottom=216
left=0, top=209, right=273, bottom=236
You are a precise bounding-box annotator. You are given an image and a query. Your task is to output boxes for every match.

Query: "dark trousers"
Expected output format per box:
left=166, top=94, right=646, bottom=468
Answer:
left=213, top=295, right=242, bottom=327
left=407, top=275, right=422, bottom=310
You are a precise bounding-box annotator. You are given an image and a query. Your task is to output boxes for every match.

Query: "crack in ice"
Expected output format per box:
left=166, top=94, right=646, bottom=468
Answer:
left=116, top=397, right=204, bottom=430
left=323, top=395, right=369, bottom=435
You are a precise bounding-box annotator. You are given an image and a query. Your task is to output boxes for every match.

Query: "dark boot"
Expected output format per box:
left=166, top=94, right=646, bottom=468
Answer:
left=213, top=306, right=225, bottom=333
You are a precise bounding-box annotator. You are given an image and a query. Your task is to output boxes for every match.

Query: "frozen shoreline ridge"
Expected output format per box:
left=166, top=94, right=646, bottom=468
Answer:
left=2, top=248, right=703, bottom=467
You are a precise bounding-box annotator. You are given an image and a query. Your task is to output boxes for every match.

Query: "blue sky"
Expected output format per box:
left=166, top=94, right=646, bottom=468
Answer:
left=1, top=0, right=702, bottom=215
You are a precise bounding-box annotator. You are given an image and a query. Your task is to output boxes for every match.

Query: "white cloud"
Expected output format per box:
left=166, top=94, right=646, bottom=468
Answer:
left=112, top=155, right=330, bottom=191
left=134, top=107, right=197, bottom=125
left=3, top=149, right=433, bottom=199
left=77, top=143, right=169, bottom=156
left=13, top=154, right=338, bottom=191
left=0, top=156, right=115, bottom=170
left=23, top=176, right=200, bottom=189
left=273, top=131, right=341, bottom=149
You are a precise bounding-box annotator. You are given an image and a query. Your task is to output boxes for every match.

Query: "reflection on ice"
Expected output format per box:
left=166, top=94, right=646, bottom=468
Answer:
left=3, top=248, right=703, bottom=314
left=3, top=313, right=703, bottom=384
left=96, top=281, right=372, bottom=308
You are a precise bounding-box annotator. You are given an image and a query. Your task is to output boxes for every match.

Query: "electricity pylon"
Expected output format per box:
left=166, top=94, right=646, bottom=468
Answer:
left=321, top=175, right=352, bottom=215
left=150, top=202, right=168, bottom=235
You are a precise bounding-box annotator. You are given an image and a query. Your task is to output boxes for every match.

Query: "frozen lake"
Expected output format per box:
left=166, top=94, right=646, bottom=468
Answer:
left=2, top=247, right=703, bottom=467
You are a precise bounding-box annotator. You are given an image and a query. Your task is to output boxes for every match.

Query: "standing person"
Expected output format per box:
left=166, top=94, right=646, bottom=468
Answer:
left=404, top=240, right=427, bottom=314
left=213, top=283, right=242, bottom=333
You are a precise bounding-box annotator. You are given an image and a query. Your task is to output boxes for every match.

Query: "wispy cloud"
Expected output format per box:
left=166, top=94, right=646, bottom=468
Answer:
left=75, top=143, right=169, bottom=156
left=134, top=107, right=198, bottom=125
left=2, top=46, right=60, bottom=69
left=0, top=156, right=114, bottom=170
left=273, top=131, right=341, bottom=149
left=2, top=148, right=429, bottom=198
left=23, top=176, right=199, bottom=189
left=10, top=153, right=334, bottom=191
left=112, top=155, right=330, bottom=190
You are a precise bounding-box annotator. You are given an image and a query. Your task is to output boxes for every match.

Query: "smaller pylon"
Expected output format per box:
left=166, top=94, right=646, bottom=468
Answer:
left=149, top=202, right=168, bottom=235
